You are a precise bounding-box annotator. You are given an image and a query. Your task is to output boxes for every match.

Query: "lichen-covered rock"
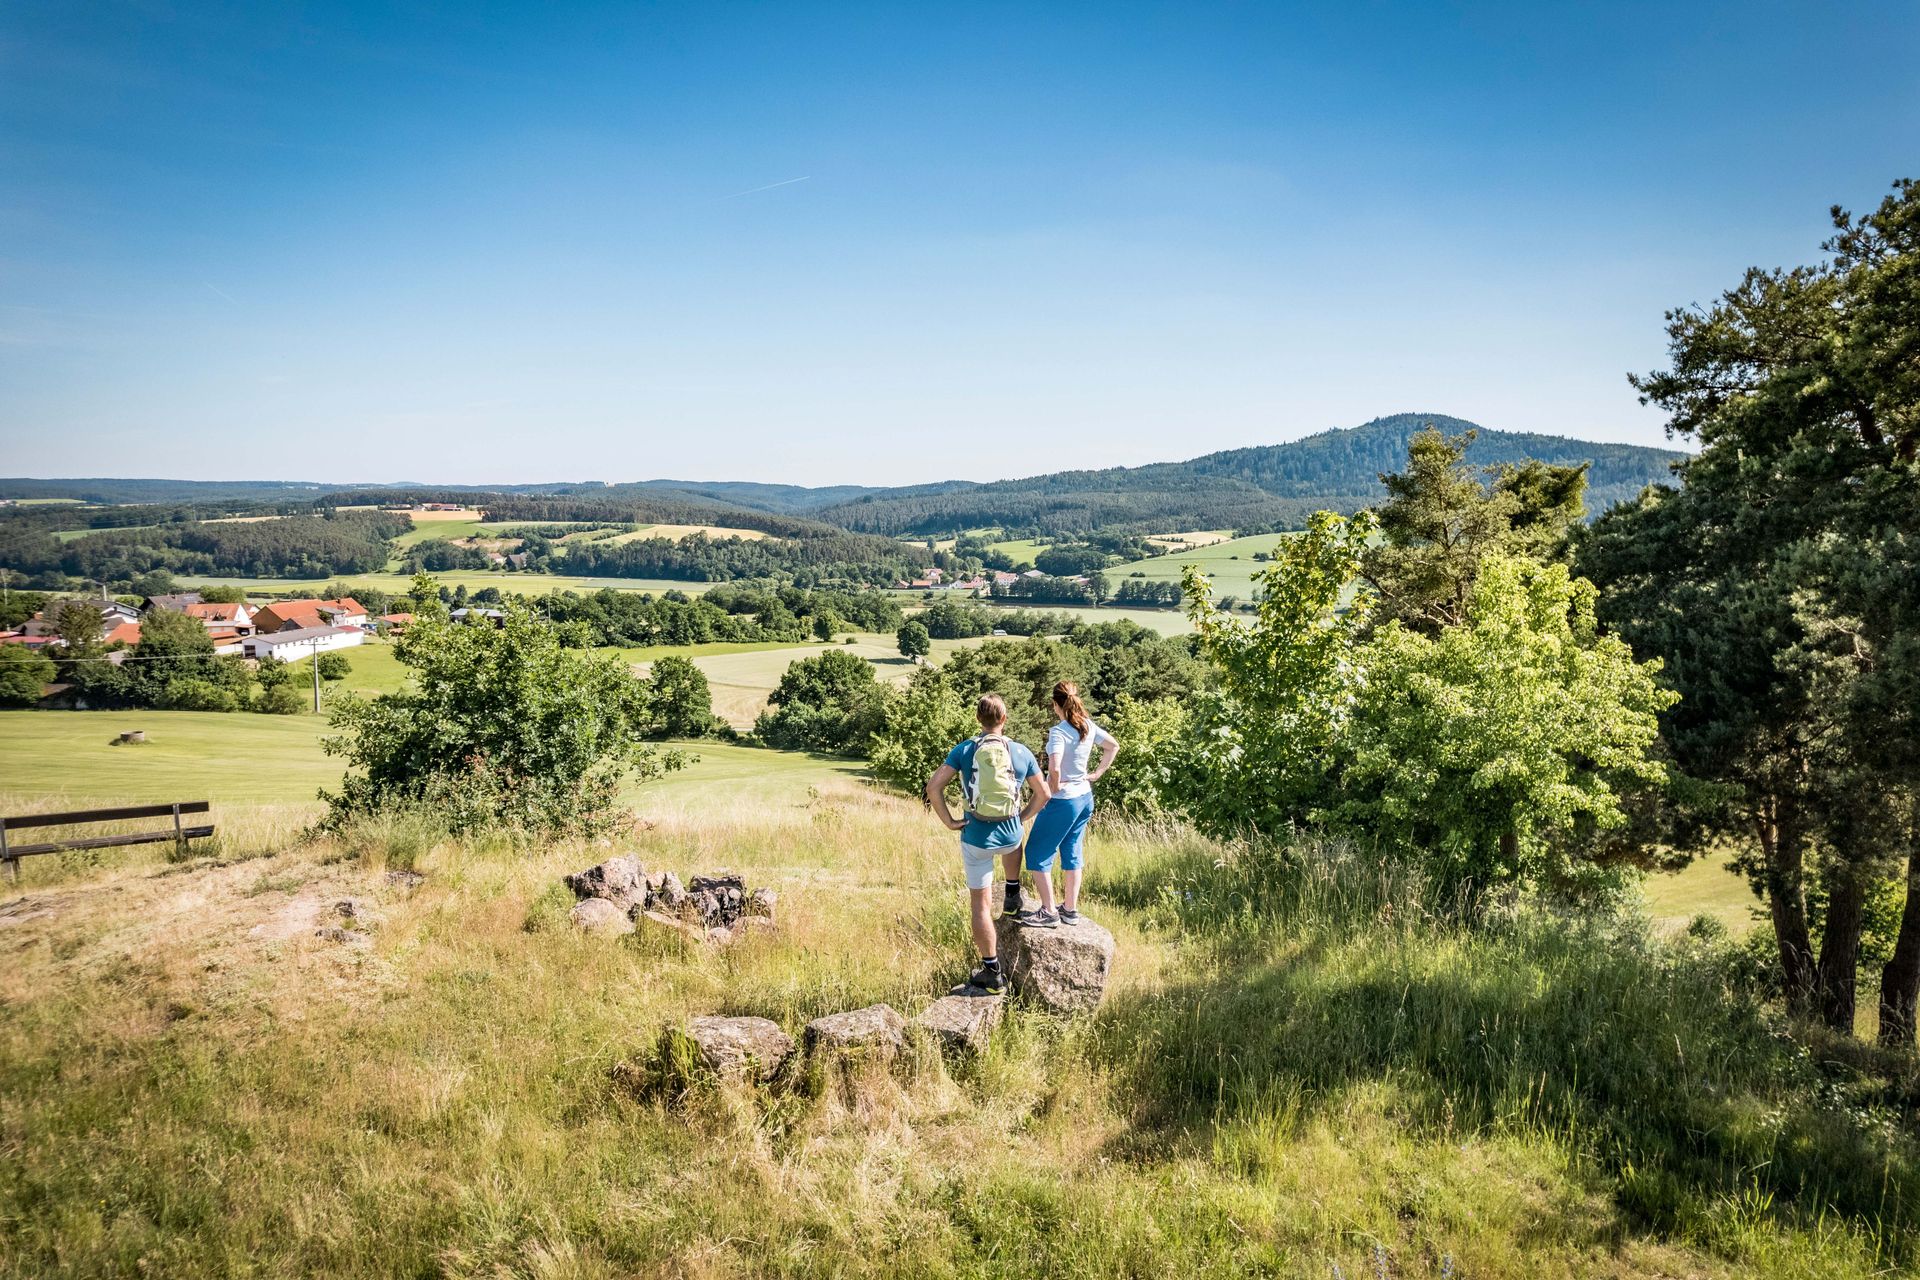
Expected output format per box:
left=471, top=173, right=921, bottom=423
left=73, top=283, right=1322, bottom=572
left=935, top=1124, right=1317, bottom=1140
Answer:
left=804, top=1004, right=907, bottom=1058
left=385, top=869, right=425, bottom=890
left=570, top=897, right=635, bottom=935
left=676, top=1015, right=795, bottom=1082
left=746, top=888, right=778, bottom=919
left=314, top=924, right=369, bottom=946
left=565, top=854, right=648, bottom=911
left=653, top=871, right=689, bottom=914
left=914, top=994, right=1004, bottom=1053
left=993, top=914, right=1115, bottom=1014
left=334, top=897, right=382, bottom=926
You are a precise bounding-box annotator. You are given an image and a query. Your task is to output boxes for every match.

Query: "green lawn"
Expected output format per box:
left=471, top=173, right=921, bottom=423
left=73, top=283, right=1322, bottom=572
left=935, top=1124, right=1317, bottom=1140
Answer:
left=0, top=709, right=854, bottom=817
left=279, top=639, right=413, bottom=696
left=1641, top=852, right=1761, bottom=934
left=627, top=633, right=980, bottom=728
left=1108, top=531, right=1301, bottom=599
left=0, top=709, right=339, bottom=806
left=986, top=536, right=1049, bottom=567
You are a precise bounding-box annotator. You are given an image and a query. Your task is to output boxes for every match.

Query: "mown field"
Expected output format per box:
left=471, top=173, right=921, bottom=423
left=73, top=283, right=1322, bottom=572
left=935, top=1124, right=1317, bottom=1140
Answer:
left=0, top=709, right=852, bottom=836
left=0, top=750, right=1902, bottom=1277
left=1109, top=531, right=1300, bottom=599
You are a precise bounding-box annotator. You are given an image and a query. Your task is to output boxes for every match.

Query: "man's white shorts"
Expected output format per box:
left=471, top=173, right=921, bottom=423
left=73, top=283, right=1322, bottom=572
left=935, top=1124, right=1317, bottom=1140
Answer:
left=961, top=841, right=1002, bottom=890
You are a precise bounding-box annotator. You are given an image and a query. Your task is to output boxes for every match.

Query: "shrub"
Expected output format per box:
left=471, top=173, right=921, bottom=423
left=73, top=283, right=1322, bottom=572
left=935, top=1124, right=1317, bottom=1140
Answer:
left=160, top=677, right=240, bottom=712
left=645, top=655, right=720, bottom=739
left=754, top=648, right=886, bottom=755
left=315, top=652, right=352, bottom=681
left=868, top=666, right=973, bottom=795
left=0, top=644, right=55, bottom=706
left=255, top=682, right=306, bottom=715
left=320, top=597, right=684, bottom=837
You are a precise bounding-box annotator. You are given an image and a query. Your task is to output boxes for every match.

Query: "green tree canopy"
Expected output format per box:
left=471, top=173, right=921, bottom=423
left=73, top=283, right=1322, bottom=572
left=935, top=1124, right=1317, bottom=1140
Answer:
left=754, top=647, right=885, bottom=755
left=1362, top=427, right=1589, bottom=636
left=1579, top=179, right=1920, bottom=1038
left=0, top=644, right=55, bottom=707
left=896, top=619, right=931, bottom=660
left=644, top=655, right=720, bottom=740
left=321, top=597, right=682, bottom=836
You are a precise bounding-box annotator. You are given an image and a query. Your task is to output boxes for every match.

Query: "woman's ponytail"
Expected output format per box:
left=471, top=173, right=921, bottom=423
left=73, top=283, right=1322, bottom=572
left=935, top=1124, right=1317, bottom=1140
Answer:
left=1052, top=680, right=1091, bottom=740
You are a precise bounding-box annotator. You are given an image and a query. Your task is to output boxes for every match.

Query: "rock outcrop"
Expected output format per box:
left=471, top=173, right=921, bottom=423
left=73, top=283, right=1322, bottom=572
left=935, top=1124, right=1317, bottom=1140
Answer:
left=562, top=857, right=779, bottom=945
left=804, top=1004, right=907, bottom=1059
left=914, top=994, right=1004, bottom=1054
left=675, top=1015, right=795, bottom=1083
left=569, top=897, right=635, bottom=935
left=994, top=915, right=1115, bottom=1014
left=565, top=854, right=648, bottom=912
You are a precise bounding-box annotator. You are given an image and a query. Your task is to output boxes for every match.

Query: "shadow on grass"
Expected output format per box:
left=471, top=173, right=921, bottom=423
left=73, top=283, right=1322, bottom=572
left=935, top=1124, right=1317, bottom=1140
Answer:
left=1089, top=836, right=1920, bottom=1261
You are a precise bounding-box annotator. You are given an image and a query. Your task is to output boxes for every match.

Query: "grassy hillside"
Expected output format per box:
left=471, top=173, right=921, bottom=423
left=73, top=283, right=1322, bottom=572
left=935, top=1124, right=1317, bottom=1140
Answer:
left=1109, top=531, right=1300, bottom=600
left=0, top=774, right=1903, bottom=1277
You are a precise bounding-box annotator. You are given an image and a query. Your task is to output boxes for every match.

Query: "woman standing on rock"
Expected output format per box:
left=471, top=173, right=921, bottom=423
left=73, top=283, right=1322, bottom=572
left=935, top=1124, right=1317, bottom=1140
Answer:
left=1018, top=681, right=1118, bottom=927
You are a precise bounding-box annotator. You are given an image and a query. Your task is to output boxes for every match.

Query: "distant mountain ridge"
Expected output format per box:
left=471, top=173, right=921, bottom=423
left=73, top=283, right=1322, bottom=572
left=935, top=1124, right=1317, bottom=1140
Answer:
left=1, top=414, right=1684, bottom=539
left=810, top=414, right=1686, bottom=536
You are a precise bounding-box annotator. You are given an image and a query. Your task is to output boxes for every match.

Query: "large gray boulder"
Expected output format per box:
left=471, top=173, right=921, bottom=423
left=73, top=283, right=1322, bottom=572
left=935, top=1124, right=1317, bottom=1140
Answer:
left=677, top=1015, right=795, bottom=1083
left=804, top=1004, right=907, bottom=1059
left=914, top=995, right=1004, bottom=1054
left=994, top=915, right=1115, bottom=1014
left=565, top=854, right=648, bottom=911
left=570, top=897, right=635, bottom=935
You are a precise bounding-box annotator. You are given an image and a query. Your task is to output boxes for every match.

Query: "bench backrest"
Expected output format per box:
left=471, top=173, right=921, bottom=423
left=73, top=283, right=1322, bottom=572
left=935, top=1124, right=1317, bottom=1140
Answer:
left=1, top=802, right=216, bottom=881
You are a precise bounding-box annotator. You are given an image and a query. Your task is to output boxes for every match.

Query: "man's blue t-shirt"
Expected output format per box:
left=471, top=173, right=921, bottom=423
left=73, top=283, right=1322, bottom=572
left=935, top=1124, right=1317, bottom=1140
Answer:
left=945, top=735, right=1041, bottom=850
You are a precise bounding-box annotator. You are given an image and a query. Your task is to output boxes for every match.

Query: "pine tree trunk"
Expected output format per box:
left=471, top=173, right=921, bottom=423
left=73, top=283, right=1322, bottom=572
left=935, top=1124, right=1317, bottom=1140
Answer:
left=1878, top=836, right=1920, bottom=1047
left=1815, top=862, right=1867, bottom=1034
left=1759, top=796, right=1816, bottom=1007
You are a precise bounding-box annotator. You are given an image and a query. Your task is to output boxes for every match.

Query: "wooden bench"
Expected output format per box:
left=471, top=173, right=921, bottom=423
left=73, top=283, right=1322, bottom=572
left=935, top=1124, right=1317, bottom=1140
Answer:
left=1, top=802, right=215, bottom=883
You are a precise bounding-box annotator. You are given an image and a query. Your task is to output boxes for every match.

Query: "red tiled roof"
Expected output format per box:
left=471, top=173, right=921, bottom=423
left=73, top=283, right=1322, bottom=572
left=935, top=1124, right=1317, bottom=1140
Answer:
left=255, top=597, right=366, bottom=631
left=184, top=602, right=248, bottom=621
left=104, top=621, right=142, bottom=647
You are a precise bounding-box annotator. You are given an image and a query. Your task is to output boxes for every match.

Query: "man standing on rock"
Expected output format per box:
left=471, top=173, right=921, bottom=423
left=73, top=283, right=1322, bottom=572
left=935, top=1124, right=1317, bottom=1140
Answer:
left=926, top=692, right=1051, bottom=994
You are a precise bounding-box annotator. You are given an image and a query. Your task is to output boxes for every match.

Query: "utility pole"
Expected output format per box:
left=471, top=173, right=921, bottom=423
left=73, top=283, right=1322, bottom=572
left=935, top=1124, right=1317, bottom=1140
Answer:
left=311, top=638, right=322, bottom=713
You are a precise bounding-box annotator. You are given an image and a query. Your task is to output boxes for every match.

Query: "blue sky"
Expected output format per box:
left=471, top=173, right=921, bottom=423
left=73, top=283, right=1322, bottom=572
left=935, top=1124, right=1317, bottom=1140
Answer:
left=2, top=2, right=1915, bottom=486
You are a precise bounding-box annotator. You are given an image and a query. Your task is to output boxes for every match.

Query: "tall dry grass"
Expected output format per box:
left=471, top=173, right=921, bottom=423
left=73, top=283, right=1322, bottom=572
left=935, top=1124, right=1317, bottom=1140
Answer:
left=0, top=782, right=1911, bottom=1278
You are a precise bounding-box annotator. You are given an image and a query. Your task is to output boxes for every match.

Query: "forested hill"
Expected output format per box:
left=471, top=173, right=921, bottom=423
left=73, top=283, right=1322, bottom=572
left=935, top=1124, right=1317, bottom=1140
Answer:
left=813, top=414, right=1686, bottom=536
left=1, top=415, right=1685, bottom=540
left=1185, top=414, right=1685, bottom=504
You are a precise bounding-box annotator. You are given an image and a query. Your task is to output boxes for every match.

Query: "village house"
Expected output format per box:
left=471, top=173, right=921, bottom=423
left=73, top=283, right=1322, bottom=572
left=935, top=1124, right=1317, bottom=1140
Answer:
left=251, top=597, right=370, bottom=633
left=144, top=592, right=204, bottom=612
left=18, top=598, right=142, bottom=642
left=241, top=624, right=365, bottom=662
left=183, top=601, right=256, bottom=636
left=378, top=611, right=414, bottom=634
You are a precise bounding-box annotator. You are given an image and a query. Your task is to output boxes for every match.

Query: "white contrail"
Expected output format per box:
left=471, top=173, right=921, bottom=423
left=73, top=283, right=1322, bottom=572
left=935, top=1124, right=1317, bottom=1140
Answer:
left=202, top=282, right=238, bottom=305
left=724, top=175, right=811, bottom=199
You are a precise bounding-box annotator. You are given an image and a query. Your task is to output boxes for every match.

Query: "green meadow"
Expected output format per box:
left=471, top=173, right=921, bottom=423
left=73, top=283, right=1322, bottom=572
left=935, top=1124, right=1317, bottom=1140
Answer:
left=1109, top=531, right=1301, bottom=599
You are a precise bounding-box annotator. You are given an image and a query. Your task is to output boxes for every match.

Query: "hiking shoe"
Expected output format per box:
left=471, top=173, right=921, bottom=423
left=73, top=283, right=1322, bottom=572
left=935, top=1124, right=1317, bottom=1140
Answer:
left=1017, top=908, right=1059, bottom=928
left=962, top=964, right=1007, bottom=994
left=1058, top=908, right=1081, bottom=926
left=1002, top=884, right=1023, bottom=917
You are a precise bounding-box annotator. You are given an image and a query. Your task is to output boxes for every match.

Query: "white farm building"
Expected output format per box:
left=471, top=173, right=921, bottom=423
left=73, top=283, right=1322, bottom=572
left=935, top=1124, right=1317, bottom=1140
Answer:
left=242, top=624, right=365, bottom=663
